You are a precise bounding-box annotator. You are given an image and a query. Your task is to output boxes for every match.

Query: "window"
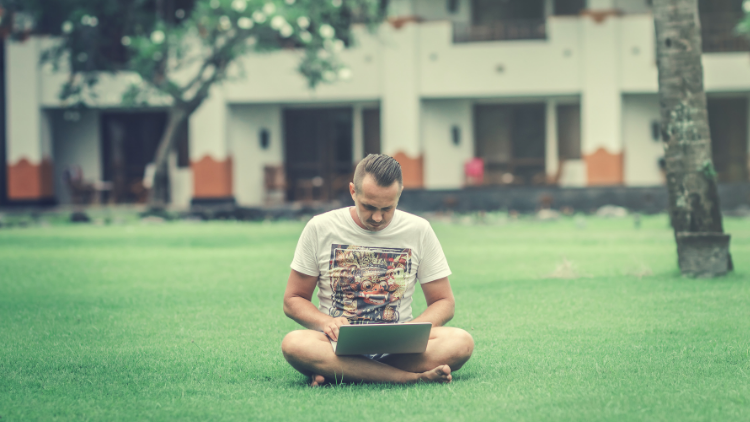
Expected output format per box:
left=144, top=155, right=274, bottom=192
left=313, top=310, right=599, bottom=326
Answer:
left=454, top=0, right=546, bottom=42
left=554, top=0, right=585, bottom=16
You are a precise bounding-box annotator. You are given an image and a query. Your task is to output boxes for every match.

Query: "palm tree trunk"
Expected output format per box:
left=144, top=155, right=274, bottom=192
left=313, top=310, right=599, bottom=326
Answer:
left=653, top=0, right=732, bottom=277
left=147, top=107, right=188, bottom=210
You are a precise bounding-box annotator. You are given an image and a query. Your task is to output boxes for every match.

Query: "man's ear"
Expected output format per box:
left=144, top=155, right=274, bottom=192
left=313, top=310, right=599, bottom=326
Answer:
left=349, top=182, right=357, bottom=200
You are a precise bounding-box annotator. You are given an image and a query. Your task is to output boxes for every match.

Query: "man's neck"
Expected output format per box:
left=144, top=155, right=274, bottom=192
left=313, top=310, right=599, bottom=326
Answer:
left=349, top=206, right=394, bottom=231
left=349, top=207, right=368, bottom=230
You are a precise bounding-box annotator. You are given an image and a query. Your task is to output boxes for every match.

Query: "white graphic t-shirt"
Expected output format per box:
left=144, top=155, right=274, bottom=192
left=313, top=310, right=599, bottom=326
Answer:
left=290, top=208, right=451, bottom=324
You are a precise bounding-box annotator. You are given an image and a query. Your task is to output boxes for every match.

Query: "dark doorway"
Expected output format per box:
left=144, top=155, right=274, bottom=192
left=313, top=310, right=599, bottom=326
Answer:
left=707, top=97, right=749, bottom=182
left=554, top=0, right=585, bottom=16
left=557, top=104, right=581, bottom=161
left=474, top=103, right=546, bottom=185
left=101, top=112, right=168, bottom=203
left=284, top=108, right=353, bottom=202
left=363, top=108, right=381, bottom=156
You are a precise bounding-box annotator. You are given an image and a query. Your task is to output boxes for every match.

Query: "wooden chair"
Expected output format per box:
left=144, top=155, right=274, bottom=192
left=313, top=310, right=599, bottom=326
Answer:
left=64, top=166, right=94, bottom=205
left=264, top=165, right=287, bottom=205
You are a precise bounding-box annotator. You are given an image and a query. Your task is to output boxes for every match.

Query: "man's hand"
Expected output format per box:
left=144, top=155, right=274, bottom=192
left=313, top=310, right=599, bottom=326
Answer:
left=323, top=317, right=350, bottom=341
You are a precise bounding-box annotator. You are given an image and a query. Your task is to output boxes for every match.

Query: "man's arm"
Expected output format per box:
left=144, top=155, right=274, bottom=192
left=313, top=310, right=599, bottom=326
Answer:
left=410, top=277, right=455, bottom=327
left=283, top=269, right=350, bottom=340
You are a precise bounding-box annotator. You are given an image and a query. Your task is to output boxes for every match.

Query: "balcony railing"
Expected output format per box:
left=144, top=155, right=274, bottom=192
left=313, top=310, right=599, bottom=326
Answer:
left=453, top=19, right=547, bottom=43
left=701, top=12, right=750, bottom=53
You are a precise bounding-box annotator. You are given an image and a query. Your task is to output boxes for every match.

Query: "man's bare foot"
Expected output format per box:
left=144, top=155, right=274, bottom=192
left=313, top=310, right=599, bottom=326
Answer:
left=419, top=365, right=452, bottom=383
left=310, top=374, right=326, bottom=387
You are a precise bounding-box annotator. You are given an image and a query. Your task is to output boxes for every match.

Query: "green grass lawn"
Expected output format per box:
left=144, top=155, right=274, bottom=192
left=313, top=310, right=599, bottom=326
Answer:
left=1, top=215, right=749, bottom=421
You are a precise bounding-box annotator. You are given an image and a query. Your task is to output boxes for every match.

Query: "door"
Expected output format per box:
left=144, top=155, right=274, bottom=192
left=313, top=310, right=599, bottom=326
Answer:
left=363, top=108, right=381, bottom=156
left=708, top=97, right=749, bottom=182
left=474, top=103, right=546, bottom=185
left=100, top=112, right=167, bottom=203
left=284, top=108, right=354, bottom=201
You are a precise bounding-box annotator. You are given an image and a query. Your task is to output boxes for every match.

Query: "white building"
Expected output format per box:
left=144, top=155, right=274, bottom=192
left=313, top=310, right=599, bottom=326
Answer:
left=4, top=0, right=750, bottom=207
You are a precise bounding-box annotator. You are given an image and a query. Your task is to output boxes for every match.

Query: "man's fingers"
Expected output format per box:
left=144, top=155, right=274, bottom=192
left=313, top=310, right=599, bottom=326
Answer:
left=330, top=327, right=337, bottom=341
left=325, top=324, right=337, bottom=341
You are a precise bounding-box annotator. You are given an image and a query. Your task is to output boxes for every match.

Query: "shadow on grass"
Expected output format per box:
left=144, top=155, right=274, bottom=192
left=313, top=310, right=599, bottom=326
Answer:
left=282, top=368, right=476, bottom=389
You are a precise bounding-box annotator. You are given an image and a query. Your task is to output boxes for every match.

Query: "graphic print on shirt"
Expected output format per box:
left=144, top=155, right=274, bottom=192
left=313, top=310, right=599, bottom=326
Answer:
left=328, top=244, right=412, bottom=324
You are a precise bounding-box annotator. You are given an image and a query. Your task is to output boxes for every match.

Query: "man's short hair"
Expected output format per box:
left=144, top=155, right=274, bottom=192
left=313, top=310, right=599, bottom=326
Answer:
left=353, top=154, right=403, bottom=193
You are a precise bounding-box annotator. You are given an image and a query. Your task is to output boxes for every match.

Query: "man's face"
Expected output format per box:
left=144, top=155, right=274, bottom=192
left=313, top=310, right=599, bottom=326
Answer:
left=349, top=174, right=402, bottom=231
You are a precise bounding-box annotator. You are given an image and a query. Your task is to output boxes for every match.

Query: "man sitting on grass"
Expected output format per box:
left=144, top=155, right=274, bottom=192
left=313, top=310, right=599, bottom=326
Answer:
left=281, top=154, right=474, bottom=386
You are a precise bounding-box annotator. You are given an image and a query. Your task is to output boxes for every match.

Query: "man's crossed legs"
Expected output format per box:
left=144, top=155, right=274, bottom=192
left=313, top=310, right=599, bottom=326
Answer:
left=282, top=326, right=474, bottom=386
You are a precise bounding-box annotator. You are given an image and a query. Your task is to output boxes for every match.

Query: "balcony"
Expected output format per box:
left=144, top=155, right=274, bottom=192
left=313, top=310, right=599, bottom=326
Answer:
left=453, top=19, right=547, bottom=43
left=701, top=13, right=750, bottom=53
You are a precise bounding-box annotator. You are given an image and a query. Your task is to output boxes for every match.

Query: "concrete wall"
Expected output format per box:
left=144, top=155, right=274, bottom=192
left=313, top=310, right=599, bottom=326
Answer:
left=381, top=23, right=421, bottom=158
left=6, top=39, right=42, bottom=165
left=417, top=19, right=583, bottom=98
left=421, top=99, right=474, bottom=189
left=413, top=0, right=471, bottom=23
left=48, top=109, right=102, bottom=204
left=619, top=15, right=659, bottom=93
left=228, top=104, right=283, bottom=206
left=622, top=94, right=663, bottom=186
left=222, top=25, right=381, bottom=104
left=614, top=0, right=652, bottom=15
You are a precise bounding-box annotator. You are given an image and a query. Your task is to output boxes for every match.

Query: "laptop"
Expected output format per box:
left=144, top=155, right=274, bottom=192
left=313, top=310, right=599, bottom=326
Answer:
left=330, top=322, right=432, bottom=355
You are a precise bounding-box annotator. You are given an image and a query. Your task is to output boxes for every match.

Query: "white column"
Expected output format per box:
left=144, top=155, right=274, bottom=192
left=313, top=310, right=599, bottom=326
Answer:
left=746, top=95, right=750, bottom=181
left=352, top=103, right=364, bottom=163
left=581, top=7, right=623, bottom=185
left=381, top=23, right=420, bottom=158
left=387, top=0, right=415, bottom=17
left=545, top=100, right=559, bottom=179
left=380, top=22, right=422, bottom=188
left=189, top=87, right=233, bottom=200
left=190, top=88, right=229, bottom=162
left=6, top=38, right=54, bottom=201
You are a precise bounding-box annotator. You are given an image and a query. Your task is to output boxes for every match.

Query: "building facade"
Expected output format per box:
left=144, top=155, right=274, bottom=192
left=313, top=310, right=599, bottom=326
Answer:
left=4, top=0, right=750, bottom=207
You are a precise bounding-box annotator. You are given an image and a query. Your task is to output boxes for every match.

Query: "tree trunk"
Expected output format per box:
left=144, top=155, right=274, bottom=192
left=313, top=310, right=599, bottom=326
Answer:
left=147, top=107, right=188, bottom=210
left=653, top=0, right=732, bottom=277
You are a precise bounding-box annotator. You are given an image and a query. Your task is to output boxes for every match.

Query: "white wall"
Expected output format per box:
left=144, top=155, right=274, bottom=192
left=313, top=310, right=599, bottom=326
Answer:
left=703, top=54, right=750, bottom=93
left=6, top=39, right=43, bottom=164
left=48, top=109, right=102, bottom=204
left=619, top=15, right=659, bottom=93
left=222, top=25, right=381, bottom=104
left=168, top=153, right=192, bottom=209
left=381, top=23, right=421, bottom=157
left=581, top=14, right=622, bottom=155
left=228, top=104, right=283, bottom=206
left=413, top=0, right=471, bottom=23
left=622, top=94, right=664, bottom=186
left=421, top=99, right=474, bottom=189
left=614, top=0, right=652, bottom=15
left=417, top=19, right=583, bottom=98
